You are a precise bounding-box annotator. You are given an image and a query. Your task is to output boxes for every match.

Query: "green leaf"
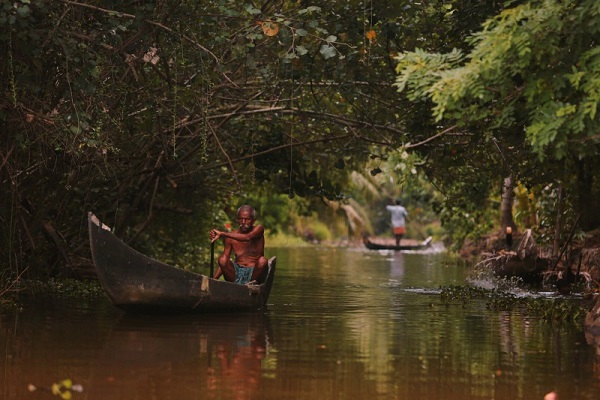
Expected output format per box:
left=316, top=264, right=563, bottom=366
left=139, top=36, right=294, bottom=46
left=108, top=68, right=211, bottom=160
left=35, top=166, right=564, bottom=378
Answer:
left=296, top=46, right=308, bottom=55
left=319, top=44, right=336, bottom=59
left=16, top=5, right=30, bottom=17
left=245, top=5, right=261, bottom=15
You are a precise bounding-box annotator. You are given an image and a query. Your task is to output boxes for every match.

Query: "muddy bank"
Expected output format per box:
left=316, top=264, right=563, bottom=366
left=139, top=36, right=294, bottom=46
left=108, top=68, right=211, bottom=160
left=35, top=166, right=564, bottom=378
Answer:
left=460, top=229, right=600, bottom=283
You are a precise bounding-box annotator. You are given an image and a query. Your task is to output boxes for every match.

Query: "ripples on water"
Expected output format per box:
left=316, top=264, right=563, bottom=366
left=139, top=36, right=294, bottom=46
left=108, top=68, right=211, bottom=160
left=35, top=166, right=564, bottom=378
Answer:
left=0, top=246, right=598, bottom=400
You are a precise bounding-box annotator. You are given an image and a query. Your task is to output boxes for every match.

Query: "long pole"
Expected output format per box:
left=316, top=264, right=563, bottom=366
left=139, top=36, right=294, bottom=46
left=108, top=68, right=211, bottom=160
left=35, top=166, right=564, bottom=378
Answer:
left=210, top=241, right=214, bottom=278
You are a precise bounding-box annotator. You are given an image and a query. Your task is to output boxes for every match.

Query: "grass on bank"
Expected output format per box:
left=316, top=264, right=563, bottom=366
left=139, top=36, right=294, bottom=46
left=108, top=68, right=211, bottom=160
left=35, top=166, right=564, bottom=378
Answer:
left=266, top=230, right=314, bottom=247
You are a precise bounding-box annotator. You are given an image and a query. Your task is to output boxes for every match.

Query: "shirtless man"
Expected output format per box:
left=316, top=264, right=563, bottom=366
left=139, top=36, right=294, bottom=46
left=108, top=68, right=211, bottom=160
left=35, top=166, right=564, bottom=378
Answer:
left=209, top=205, right=268, bottom=284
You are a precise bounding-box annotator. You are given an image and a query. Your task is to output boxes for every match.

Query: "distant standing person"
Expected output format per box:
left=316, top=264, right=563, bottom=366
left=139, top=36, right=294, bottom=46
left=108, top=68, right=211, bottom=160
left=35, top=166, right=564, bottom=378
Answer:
left=386, top=199, right=408, bottom=246
left=209, top=205, right=268, bottom=284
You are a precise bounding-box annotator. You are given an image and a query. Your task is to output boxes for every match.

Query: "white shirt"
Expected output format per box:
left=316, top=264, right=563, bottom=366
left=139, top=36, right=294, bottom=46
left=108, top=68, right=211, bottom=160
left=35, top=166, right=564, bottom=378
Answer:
left=386, top=205, right=408, bottom=227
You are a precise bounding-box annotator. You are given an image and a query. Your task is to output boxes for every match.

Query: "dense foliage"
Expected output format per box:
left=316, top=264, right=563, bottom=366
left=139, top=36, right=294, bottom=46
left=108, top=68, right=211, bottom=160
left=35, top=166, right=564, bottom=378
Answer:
left=1, top=0, right=493, bottom=277
left=2, top=0, right=598, bottom=283
left=395, top=0, right=600, bottom=241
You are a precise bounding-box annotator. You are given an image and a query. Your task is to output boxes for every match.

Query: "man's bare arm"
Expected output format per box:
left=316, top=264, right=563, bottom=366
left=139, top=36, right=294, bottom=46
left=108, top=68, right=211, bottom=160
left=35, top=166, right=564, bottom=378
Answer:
left=214, top=225, right=264, bottom=242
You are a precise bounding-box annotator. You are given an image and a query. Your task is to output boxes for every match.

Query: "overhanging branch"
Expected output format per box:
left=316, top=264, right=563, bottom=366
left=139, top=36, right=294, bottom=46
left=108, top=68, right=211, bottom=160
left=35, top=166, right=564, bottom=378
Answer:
left=59, top=0, right=220, bottom=63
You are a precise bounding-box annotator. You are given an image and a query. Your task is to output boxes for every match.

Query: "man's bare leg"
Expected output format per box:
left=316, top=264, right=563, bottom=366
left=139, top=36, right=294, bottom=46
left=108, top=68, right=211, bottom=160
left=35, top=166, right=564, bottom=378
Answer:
left=395, top=234, right=403, bottom=246
left=217, top=254, right=236, bottom=282
left=251, top=256, right=268, bottom=283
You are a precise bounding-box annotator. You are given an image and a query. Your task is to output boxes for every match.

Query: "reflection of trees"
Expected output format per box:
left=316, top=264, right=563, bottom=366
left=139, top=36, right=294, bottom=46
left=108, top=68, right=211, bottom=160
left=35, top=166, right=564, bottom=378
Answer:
left=584, top=300, right=600, bottom=374
left=4, top=261, right=597, bottom=400
left=270, top=248, right=596, bottom=398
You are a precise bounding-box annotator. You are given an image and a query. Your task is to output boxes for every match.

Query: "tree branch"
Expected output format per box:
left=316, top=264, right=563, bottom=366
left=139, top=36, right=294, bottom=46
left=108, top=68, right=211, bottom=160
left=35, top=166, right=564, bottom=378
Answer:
left=0, top=146, right=14, bottom=173
left=405, top=125, right=457, bottom=149
left=207, top=122, right=241, bottom=189
left=195, top=133, right=355, bottom=173
left=59, top=0, right=220, bottom=63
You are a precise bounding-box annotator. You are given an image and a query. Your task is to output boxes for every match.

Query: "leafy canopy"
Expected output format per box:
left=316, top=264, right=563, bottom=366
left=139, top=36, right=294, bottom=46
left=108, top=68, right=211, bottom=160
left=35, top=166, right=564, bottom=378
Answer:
left=395, top=0, right=600, bottom=161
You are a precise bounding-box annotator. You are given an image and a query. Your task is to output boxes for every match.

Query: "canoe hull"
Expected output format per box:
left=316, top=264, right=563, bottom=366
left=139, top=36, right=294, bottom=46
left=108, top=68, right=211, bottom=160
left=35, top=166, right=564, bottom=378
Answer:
left=363, top=236, right=433, bottom=251
left=88, top=212, right=275, bottom=313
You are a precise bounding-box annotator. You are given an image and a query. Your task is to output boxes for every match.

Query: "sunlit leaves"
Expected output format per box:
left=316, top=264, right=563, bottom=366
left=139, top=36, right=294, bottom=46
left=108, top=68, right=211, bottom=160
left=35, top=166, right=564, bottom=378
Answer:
left=396, top=0, right=600, bottom=162
left=394, top=48, right=465, bottom=108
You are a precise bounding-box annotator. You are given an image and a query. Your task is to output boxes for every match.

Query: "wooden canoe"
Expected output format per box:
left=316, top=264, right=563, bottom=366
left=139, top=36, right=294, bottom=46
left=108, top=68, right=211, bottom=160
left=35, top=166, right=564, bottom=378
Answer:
left=363, top=235, right=433, bottom=251
left=88, top=212, right=276, bottom=313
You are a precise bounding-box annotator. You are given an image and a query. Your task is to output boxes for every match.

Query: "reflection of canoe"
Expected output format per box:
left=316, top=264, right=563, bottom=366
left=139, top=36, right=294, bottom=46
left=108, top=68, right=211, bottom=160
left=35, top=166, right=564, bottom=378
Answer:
left=89, top=313, right=272, bottom=399
left=88, top=212, right=276, bottom=313
left=363, top=236, right=433, bottom=251
left=105, top=313, right=272, bottom=363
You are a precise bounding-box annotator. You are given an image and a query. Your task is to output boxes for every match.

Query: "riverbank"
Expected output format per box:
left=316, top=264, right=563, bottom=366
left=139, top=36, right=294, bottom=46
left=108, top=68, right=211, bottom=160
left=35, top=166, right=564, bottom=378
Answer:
left=460, top=227, right=600, bottom=357
left=459, top=228, right=600, bottom=284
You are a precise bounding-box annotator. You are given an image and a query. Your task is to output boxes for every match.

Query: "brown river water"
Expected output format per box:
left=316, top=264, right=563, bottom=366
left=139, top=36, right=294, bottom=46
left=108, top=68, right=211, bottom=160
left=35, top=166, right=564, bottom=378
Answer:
left=1, top=246, right=599, bottom=400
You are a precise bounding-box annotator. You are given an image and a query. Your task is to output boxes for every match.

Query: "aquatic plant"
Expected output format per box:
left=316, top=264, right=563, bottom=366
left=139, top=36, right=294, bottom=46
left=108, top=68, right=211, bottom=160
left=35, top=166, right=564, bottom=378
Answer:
left=524, top=298, right=588, bottom=322
left=440, top=285, right=590, bottom=324
left=21, top=279, right=105, bottom=300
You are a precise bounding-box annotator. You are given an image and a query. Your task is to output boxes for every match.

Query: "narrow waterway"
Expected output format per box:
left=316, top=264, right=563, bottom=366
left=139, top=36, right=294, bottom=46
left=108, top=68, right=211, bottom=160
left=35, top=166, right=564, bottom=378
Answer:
left=1, top=246, right=598, bottom=399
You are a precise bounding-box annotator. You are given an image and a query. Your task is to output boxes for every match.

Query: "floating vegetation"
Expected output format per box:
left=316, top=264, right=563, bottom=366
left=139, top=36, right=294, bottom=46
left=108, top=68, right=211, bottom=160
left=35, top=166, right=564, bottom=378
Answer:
left=524, top=298, right=589, bottom=322
left=0, top=296, right=21, bottom=311
left=0, top=269, right=26, bottom=310
left=1, top=278, right=107, bottom=312
left=21, top=279, right=105, bottom=300
left=440, top=285, right=590, bottom=324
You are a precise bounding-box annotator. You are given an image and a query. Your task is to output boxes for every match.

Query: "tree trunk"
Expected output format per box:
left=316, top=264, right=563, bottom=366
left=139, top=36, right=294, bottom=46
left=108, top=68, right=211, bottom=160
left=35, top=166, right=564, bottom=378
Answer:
left=553, top=185, right=564, bottom=258
left=501, top=176, right=516, bottom=232
left=577, top=159, right=600, bottom=231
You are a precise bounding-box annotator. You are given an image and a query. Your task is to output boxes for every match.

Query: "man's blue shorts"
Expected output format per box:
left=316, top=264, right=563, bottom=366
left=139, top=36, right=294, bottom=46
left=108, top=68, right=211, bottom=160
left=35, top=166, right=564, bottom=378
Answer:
left=234, top=262, right=254, bottom=284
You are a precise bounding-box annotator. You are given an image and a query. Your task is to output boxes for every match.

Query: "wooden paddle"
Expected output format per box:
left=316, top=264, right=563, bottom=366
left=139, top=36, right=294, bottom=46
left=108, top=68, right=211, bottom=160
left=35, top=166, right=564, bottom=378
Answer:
left=210, top=240, right=215, bottom=278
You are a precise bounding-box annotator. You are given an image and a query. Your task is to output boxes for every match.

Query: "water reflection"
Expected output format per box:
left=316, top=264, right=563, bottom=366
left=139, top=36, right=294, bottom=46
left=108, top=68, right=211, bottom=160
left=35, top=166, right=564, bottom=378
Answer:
left=388, top=252, right=405, bottom=283
left=89, top=313, right=272, bottom=400
left=0, top=303, right=273, bottom=400
left=1, top=247, right=599, bottom=400
left=267, top=247, right=599, bottom=400
left=208, top=315, right=268, bottom=399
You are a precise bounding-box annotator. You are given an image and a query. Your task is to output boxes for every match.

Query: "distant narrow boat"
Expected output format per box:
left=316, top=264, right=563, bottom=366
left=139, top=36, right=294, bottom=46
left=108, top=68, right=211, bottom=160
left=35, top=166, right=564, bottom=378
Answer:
left=363, top=235, right=433, bottom=251
left=88, top=212, right=276, bottom=313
